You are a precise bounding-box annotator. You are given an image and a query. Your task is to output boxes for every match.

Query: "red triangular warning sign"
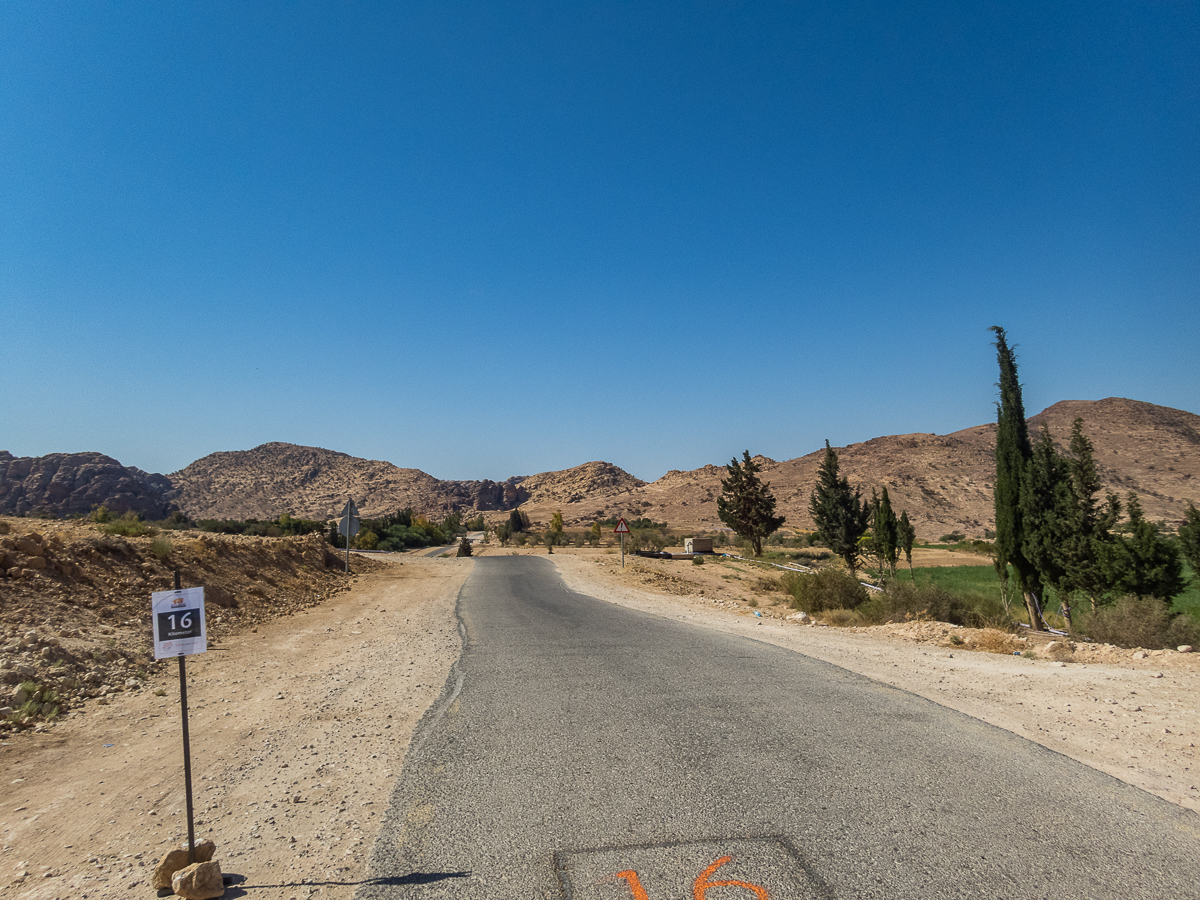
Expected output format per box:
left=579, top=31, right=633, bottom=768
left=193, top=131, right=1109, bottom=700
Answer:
left=613, top=517, right=630, bottom=534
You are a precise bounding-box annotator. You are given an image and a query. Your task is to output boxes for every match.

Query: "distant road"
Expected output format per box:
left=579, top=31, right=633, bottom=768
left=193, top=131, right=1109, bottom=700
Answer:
left=360, top=557, right=1200, bottom=899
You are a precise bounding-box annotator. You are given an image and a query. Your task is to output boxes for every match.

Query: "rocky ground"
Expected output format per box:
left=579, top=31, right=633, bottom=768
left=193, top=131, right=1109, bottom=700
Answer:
left=0, top=536, right=1197, bottom=899
left=0, top=516, right=385, bottom=736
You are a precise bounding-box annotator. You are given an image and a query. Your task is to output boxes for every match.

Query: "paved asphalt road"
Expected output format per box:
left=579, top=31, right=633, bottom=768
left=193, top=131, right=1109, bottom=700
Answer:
left=358, top=557, right=1200, bottom=899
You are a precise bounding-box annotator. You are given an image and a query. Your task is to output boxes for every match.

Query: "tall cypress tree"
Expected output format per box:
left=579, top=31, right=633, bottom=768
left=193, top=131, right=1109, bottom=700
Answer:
left=871, top=486, right=900, bottom=578
left=990, top=326, right=1047, bottom=630
left=898, top=510, right=916, bottom=583
left=1021, top=427, right=1071, bottom=624
left=809, top=441, right=871, bottom=575
left=717, top=450, right=785, bottom=557
left=1058, top=417, right=1122, bottom=610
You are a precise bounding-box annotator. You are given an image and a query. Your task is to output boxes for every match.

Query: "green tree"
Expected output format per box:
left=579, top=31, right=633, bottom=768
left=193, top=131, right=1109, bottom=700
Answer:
left=809, top=441, right=871, bottom=575
left=1179, top=502, right=1200, bottom=581
left=508, top=508, right=530, bottom=534
left=1058, top=417, right=1122, bottom=610
left=496, top=522, right=511, bottom=546
left=898, top=510, right=916, bottom=583
left=456, top=536, right=473, bottom=557
left=1020, top=427, right=1072, bottom=624
left=871, top=487, right=900, bottom=578
left=551, top=510, right=564, bottom=536
left=716, top=450, right=785, bottom=557
left=990, top=325, right=1048, bottom=631
left=1103, top=494, right=1186, bottom=600
left=590, top=521, right=602, bottom=546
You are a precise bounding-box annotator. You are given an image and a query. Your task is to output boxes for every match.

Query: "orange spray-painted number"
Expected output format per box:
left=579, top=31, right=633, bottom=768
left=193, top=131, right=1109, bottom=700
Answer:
left=613, top=857, right=767, bottom=900
left=615, top=870, right=650, bottom=900
left=693, top=856, right=769, bottom=900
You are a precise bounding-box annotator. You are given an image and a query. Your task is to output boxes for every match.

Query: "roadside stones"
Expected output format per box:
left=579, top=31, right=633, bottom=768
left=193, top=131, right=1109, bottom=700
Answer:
left=151, top=839, right=217, bottom=890
left=1132, top=651, right=1149, bottom=659
left=1179, top=645, right=1194, bottom=654
left=172, top=859, right=225, bottom=899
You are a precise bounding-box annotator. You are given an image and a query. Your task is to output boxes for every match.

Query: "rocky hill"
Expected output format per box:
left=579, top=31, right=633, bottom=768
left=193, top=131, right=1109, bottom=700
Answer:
left=4, top=398, right=1196, bottom=537
left=167, top=443, right=528, bottom=521
left=0, top=452, right=176, bottom=520
left=514, top=398, right=1200, bottom=537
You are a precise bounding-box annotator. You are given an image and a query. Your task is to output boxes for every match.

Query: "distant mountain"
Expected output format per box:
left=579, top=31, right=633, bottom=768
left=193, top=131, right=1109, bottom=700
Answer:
left=0, top=451, right=177, bottom=519
left=548, top=397, right=1199, bottom=538
left=3, top=399, right=1196, bottom=537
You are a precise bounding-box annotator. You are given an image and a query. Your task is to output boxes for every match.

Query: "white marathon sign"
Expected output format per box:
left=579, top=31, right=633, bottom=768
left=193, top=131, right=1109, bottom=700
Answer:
left=152, top=587, right=208, bottom=660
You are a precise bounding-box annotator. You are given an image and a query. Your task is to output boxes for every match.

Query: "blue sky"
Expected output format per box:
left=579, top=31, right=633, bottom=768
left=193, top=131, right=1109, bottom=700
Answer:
left=2, top=1, right=1197, bottom=482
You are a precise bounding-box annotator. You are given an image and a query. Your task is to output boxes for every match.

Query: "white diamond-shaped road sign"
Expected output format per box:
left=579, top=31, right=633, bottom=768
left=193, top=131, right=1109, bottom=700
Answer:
left=338, top=516, right=360, bottom=539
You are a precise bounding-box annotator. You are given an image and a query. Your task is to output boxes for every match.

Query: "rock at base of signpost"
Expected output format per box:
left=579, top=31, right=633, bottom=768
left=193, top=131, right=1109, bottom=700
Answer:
left=172, top=860, right=225, bottom=899
left=151, top=840, right=218, bottom=889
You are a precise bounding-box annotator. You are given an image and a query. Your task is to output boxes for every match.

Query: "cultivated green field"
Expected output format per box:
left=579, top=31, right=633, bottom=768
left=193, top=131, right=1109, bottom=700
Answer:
left=893, top=562, right=1200, bottom=621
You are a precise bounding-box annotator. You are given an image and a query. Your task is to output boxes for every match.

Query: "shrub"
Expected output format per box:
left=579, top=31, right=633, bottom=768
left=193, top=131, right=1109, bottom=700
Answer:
left=969, top=629, right=1022, bottom=654
left=692, top=555, right=705, bottom=566
left=822, top=608, right=860, bottom=627
left=856, top=580, right=1012, bottom=628
left=457, top=536, right=473, bottom=558
left=1077, top=596, right=1200, bottom=650
left=102, top=512, right=152, bottom=537
left=939, top=531, right=966, bottom=544
left=150, top=536, right=173, bottom=560
left=782, top=569, right=869, bottom=613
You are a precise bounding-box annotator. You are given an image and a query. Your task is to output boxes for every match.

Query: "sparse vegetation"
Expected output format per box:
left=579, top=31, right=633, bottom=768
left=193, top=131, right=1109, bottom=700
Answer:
left=101, top=512, right=153, bottom=537
left=1077, top=594, right=1200, bottom=650
left=782, top=568, right=869, bottom=614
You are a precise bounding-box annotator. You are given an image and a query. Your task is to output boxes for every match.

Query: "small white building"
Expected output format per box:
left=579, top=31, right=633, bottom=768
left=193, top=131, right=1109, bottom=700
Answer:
left=684, top=537, right=713, bottom=554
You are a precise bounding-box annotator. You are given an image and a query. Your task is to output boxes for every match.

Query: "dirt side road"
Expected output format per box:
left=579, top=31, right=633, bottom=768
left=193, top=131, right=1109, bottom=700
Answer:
left=1, top=546, right=1197, bottom=900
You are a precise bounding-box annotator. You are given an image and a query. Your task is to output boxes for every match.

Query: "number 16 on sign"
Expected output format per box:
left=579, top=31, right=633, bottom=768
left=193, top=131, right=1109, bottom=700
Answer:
left=152, top=586, right=207, bottom=659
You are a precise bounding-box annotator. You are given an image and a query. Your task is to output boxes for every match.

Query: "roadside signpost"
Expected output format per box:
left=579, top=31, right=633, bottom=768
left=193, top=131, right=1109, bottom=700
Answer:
left=152, top=572, right=207, bottom=864
left=338, top=498, right=361, bottom=573
left=614, top=516, right=630, bottom=568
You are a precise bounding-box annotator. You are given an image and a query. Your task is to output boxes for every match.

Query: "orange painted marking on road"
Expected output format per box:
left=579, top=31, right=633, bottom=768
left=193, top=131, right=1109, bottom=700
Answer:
left=615, top=870, right=650, bottom=900
left=693, top=855, right=769, bottom=900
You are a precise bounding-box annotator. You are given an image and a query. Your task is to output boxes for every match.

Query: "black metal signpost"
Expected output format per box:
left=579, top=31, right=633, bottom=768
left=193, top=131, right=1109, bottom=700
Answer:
left=152, top=570, right=207, bottom=866
left=339, top=498, right=361, bottom=573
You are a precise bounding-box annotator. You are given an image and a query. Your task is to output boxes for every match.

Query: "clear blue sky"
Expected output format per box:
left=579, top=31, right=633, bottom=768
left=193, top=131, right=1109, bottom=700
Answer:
left=2, top=1, right=1197, bottom=482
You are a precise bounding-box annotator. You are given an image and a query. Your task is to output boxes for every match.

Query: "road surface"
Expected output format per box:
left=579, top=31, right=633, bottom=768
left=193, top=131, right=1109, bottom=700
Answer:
left=359, top=557, right=1200, bottom=899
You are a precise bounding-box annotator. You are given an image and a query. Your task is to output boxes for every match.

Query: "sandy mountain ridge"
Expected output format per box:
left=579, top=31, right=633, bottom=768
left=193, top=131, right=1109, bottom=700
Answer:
left=2, top=398, right=1197, bottom=538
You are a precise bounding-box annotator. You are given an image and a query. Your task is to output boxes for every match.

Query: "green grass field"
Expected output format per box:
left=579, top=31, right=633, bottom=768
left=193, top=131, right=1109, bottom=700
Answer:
left=890, top=562, right=1200, bottom=621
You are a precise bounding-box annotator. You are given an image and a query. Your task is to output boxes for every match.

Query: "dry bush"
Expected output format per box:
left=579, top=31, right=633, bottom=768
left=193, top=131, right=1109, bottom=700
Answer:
left=821, top=608, right=861, bottom=627
left=782, top=569, right=869, bottom=613
left=966, top=629, right=1021, bottom=654
left=1042, top=640, right=1075, bottom=660
left=1078, top=595, right=1200, bottom=650
left=751, top=575, right=783, bottom=594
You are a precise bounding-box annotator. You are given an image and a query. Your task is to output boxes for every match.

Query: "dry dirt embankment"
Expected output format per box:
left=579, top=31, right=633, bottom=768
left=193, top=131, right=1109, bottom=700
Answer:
left=0, top=529, right=467, bottom=900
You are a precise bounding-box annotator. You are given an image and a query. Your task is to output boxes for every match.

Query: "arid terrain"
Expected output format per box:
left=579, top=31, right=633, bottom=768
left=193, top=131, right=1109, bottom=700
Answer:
left=3, top=398, right=1199, bottom=538
left=1, top=518, right=1197, bottom=899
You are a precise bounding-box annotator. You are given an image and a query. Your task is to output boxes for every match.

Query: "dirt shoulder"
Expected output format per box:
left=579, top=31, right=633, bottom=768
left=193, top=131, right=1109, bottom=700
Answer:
left=0, top=554, right=469, bottom=900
